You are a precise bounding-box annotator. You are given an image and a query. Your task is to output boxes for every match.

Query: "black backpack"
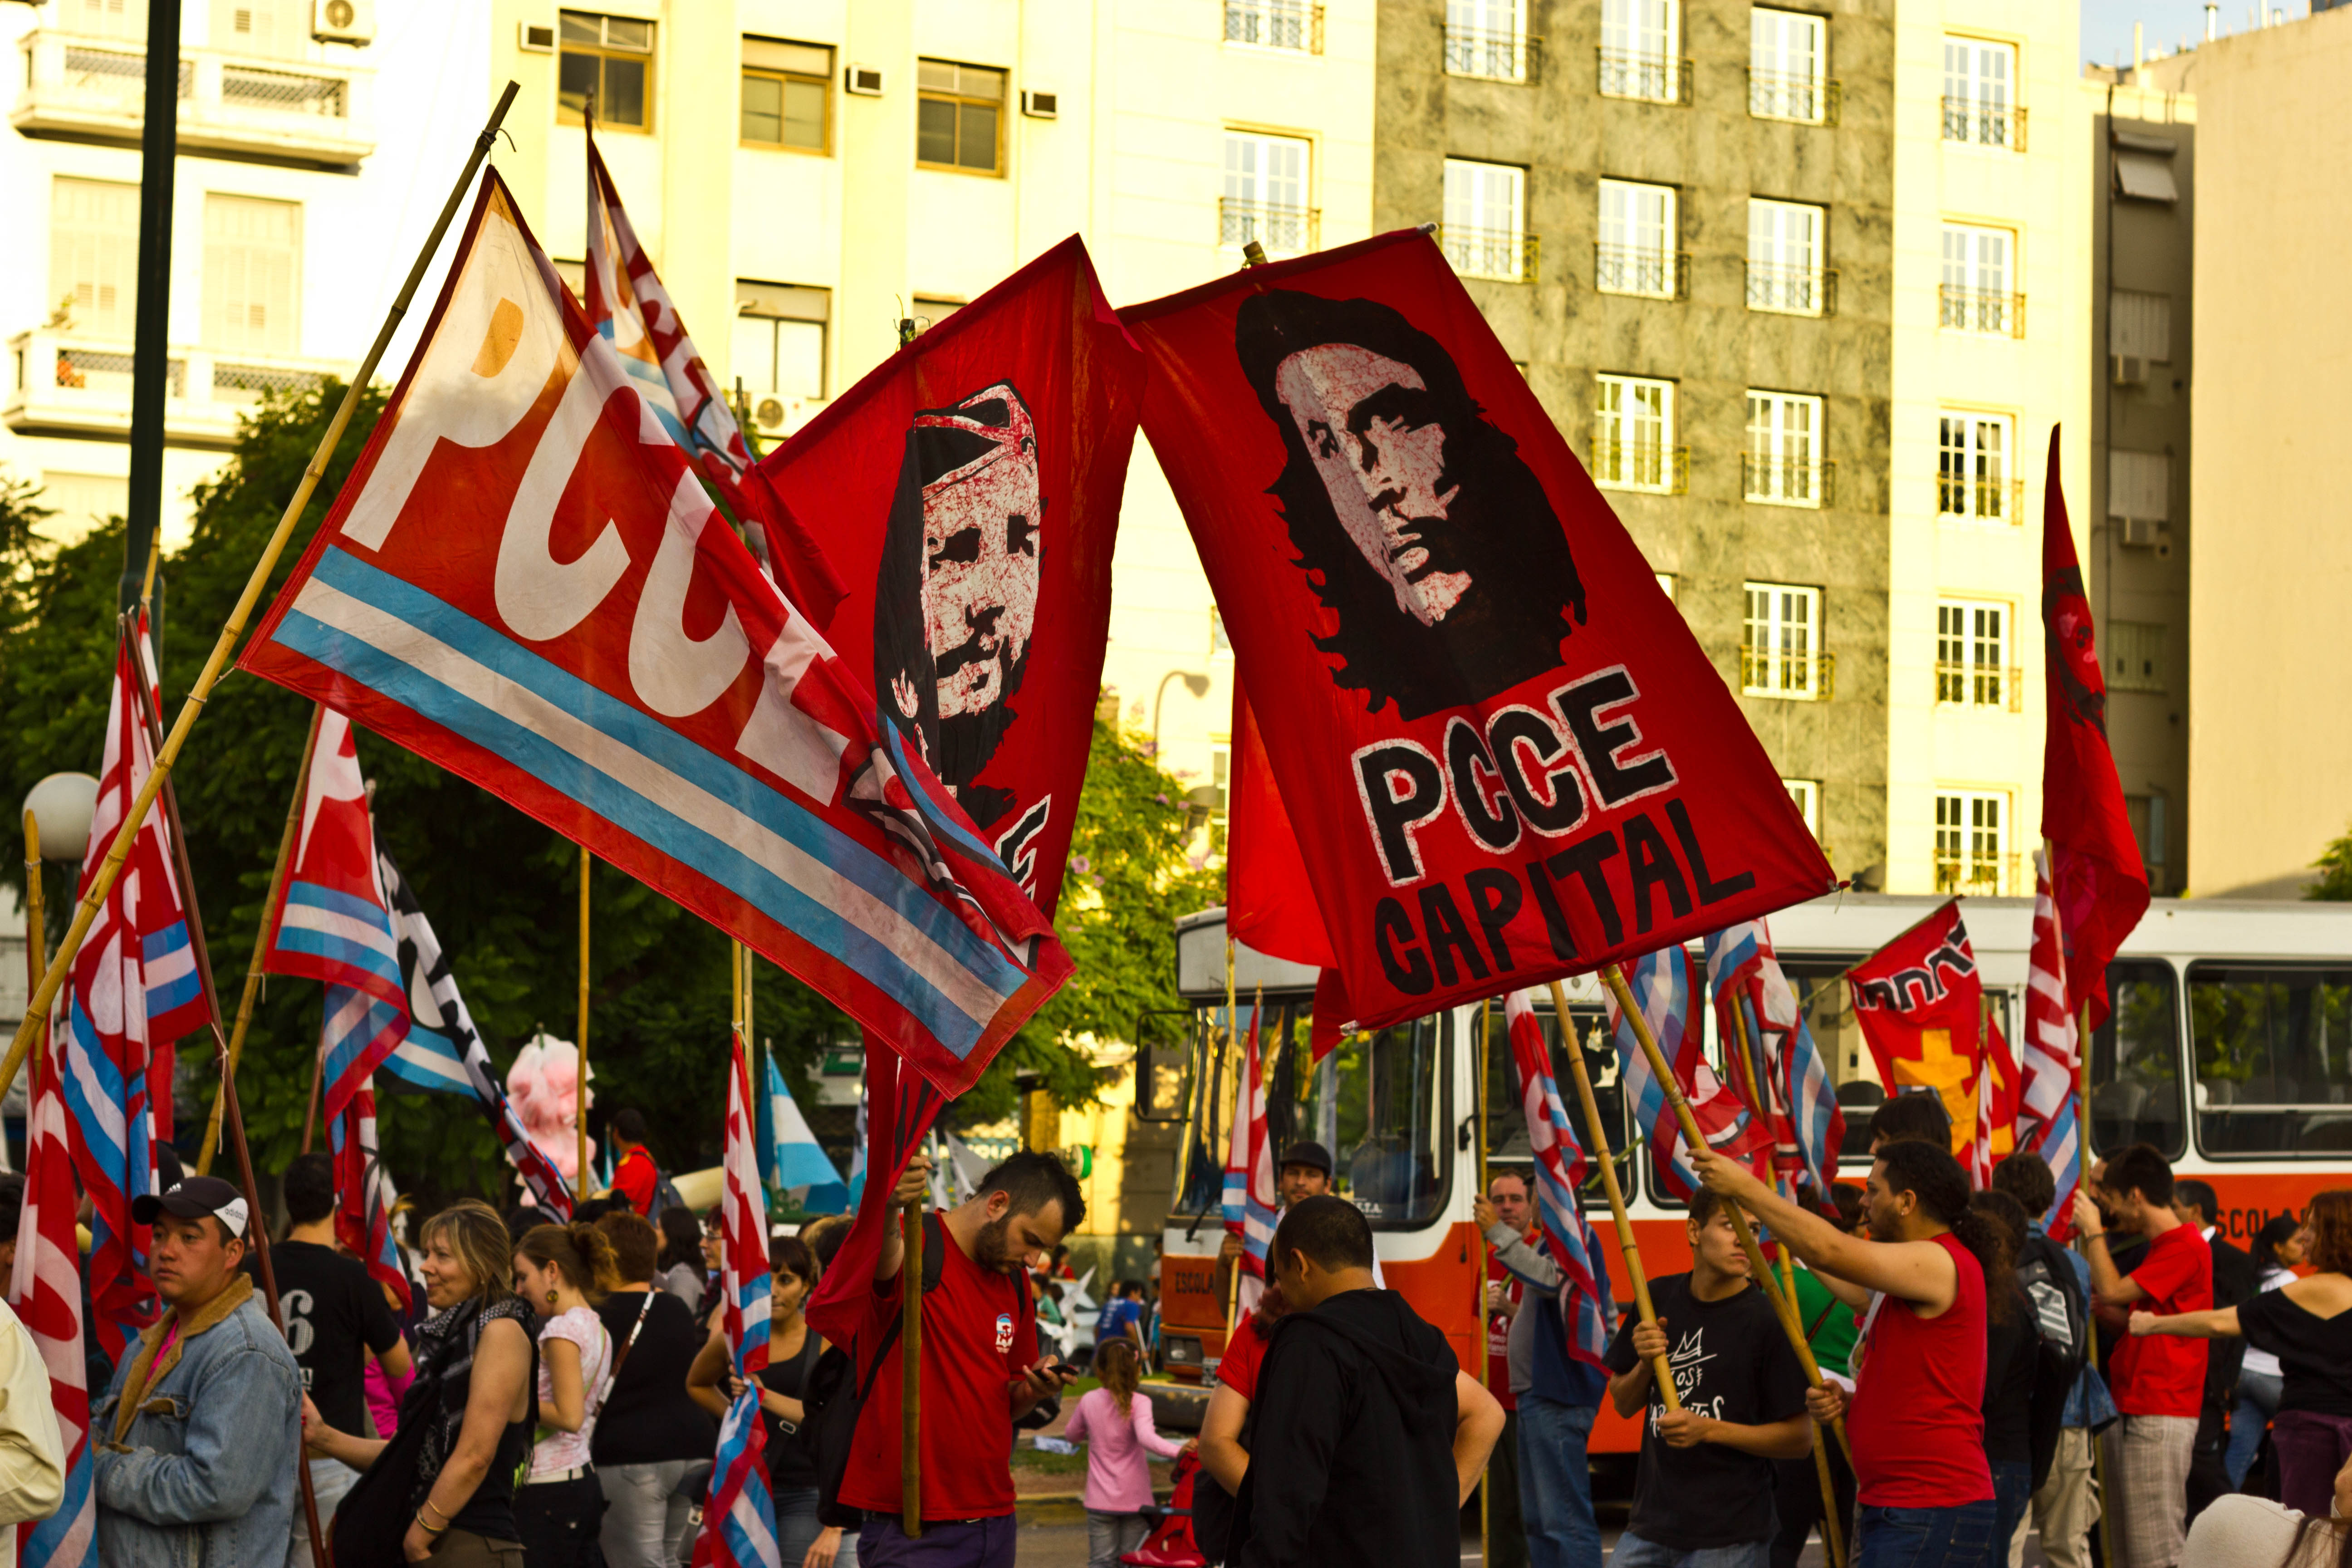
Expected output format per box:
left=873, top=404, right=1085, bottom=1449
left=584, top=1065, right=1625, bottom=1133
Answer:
left=2016, top=1229, right=2090, bottom=1490
left=797, top=1214, right=1042, bottom=1529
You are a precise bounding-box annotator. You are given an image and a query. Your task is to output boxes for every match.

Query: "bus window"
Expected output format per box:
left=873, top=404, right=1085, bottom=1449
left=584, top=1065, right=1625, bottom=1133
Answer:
left=1301, top=1015, right=1451, bottom=1228
left=1479, top=1002, right=1632, bottom=1207
left=2091, top=959, right=2184, bottom=1158
left=2189, top=963, right=2352, bottom=1157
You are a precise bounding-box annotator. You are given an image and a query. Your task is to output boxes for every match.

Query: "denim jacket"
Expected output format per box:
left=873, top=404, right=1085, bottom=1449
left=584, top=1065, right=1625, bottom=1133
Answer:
left=91, top=1274, right=304, bottom=1568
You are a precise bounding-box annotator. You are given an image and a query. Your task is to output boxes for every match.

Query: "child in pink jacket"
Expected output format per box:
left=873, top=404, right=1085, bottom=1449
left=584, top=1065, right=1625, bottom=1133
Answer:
left=1065, top=1340, right=1191, bottom=1568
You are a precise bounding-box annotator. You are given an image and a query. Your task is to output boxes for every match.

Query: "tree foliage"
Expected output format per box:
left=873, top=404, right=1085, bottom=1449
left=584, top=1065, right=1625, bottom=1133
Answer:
left=0, top=387, right=1214, bottom=1205
left=2309, top=827, right=2352, bottom=901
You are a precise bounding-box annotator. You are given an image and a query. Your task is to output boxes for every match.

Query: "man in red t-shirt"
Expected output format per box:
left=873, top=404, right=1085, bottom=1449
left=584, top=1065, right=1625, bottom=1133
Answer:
left=839, top=1149, right=1085, bottom=1568
left=2076, top=1143, right=2211, bottom=1568
left=609, top=1108, right=657, bottom=1215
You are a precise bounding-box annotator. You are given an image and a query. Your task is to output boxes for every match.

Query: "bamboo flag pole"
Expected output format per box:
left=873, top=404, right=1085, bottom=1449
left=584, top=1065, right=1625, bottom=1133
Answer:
left=1476, top=996, right=1492, bottom=1568
left=1546, top=981, right=1677, bottom=1407
left=21, top=811, right=44, bottom=1064
left=900, top=952, right=924, bottom=1540
left=577, top=844, right=591, bottom=1195
left=1601, top=965, right=1853, bottom=1466
left=198, top=706, right=320, bottom=1173
left=2078, top=993, right=2115, bottom=1568
left=0, top=81, right=522, bottom=1114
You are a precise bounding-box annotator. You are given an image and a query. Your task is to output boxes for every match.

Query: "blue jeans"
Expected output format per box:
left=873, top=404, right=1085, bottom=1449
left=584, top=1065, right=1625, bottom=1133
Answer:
left=1988, top=1461, right=2033, bottom=1561
left=1515, top=1394, right=1602, bottom=1568
left=2230, top=1370, right=2283, bottom=1490
left=1853, top=1500, right=1999, bottom=1568
left=1612, top=1531, right=1769, bottom=1568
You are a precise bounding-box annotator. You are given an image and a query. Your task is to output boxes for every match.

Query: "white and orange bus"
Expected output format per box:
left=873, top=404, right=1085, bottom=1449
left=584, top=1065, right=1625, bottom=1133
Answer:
left=1152, top=894, right=2352, bottom=1468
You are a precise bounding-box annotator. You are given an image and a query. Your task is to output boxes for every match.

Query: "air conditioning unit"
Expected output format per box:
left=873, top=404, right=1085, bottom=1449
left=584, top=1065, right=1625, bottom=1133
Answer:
left=312, top=0, right=375, bottom=44
left=518, top=21, right=554, bottom=52
left=2121, top=517, right=2162, bottom=548
left=1022, top=89, right=1058, bottom=119
left=2110, top=353, right=2147, bottom=386
left=752, top=394, right=789, bottom=433
left=846, top=64, right=885, bottom=96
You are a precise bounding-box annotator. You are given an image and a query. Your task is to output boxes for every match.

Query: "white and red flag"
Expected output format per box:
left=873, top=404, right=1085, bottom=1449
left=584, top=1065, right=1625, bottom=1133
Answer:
left=1121, top=232, right=1833, bottom=1030
left=1970, top=1012, right=2022, bottom=1191
left=2019, top=856, right=2084, bottom=1236
left=1220, top=1002, right=1276, bottom=1318
left=237, top=172, right=1069, bottom=1093
left=1500, top=990, right=1617, bottom=1366
left=692, top=1033, right=778, bottom=1568
left=13, top=1032, right=90, bottom=1568
left=1607, top=946, right=1771, bottom=1199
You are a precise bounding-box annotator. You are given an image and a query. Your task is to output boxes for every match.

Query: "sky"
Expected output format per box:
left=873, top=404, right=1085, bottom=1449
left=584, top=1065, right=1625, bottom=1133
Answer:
left=2081, top=0, right=2313, bottom=66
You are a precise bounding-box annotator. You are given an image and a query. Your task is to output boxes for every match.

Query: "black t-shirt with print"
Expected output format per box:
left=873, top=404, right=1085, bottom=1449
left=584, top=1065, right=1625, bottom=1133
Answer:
left=1603, top=1272, right=1810, bottom=1549
left=270, top=1239, right=402, bottom=1434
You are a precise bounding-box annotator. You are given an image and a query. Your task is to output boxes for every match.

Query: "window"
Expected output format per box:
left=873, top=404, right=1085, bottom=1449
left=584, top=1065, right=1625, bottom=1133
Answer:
left=211, top=1, right=302, bottom=56
left=1742, top=582, right=1826, bottom=700
left=1596, top=179, right=1678, bottom=298
left=1656, top=573, right=1676, bottom=601
left=1938, top=412, right=2015, bottom=523
left=1446, top=0, right=1531, bottom=80
left=2110, top=289, right=2172, bottom=364
left=1599, top=0, right=1682, bottom=102
left=2108, top=619, right=2166, bottom=693
left=560, top=12, right=655, bottom=130
left=60, top=0, right=147, bottom=41
left=1783, top=777, right=1820, bottom=833
left=51, top=178, right=140, bottom=340
left=1940, top=224, right=2019, bottom=335
left=732, top=282, right=827, bottom=407
left=2127, top=794, right=2167, bottom=877
left=1210, top=608, right=1233, bottom=659
left=1744, top=390, right=1825, bottom=506
left=1750, top=8, right=1830, bottom=122
left=2108, top=451, right=2170, bottom=525
left=1942, top=35, right=2021, bottom=148
left=2114, top=139, right=2180, bottom=202
left=1935, top=600, right=2013, bottom=709
left=1934, top=790, right=2009, bottom=894
left=2089, top=960, right=2183, bottom=1158
left=1442, top=160, right=1530, bottom=282
left=1297, top=1019, right=1450, bottom=1225
left=2188, top=964, right=2352, bottom=1158
left=742, top=39, right=830, bottom=152
left=1593, top=375, right=1679, bottom=493
left=203, top=193, right=300, bottom=356
left=1223, top=132, right=1313, bottom=254
left=1225, top=0, right=1320, bottom=53
left=918, top=60, right=1006, bottom=173
left=911, top=297, right=965, bottom=332
left=1748, top=199, right=1828, bottom=315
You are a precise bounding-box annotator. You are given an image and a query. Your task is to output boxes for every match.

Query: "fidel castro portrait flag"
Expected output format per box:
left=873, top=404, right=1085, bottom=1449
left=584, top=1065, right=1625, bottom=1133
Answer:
left=1120, top=230, right=1835, bottom=1029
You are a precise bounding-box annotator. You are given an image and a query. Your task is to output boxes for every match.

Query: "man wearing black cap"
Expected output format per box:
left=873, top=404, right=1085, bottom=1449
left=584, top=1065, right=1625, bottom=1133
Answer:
left=92, top=1175, right=304, bottom=1568
left=1220, top=1142, right=1379, bottom=1303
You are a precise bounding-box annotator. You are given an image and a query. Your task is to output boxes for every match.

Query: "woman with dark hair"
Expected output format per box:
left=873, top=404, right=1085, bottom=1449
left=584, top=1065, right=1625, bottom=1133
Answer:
left=513, top=1223, right=620, bottom=1567
left=657, top=1206, right=706, bottom=1316
left=2132, top=1191, right=2352, bottom=1516
left=686, top=1235, right=853, bottom=1568
left=590, top=1210, right=715, bottom=1568
left=1969, top=1189, right=2039, bottom=1558
left=1692, top=1137, right=2003, bottom=1567
left=2180, top=1448, right=2352, bottom=1567
left=303, top=1199, right=538, bottom=1568
left=2227, top=1215, right=2312, bottom=1490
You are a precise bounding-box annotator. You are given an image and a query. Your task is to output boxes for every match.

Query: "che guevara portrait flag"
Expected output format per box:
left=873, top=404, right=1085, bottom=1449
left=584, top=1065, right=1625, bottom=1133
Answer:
left=1121, top=230, right=1835, bottom=1028
left=755, top=237, right=1144, bottom=912
left=237, top=172, right=1069, bottom=1096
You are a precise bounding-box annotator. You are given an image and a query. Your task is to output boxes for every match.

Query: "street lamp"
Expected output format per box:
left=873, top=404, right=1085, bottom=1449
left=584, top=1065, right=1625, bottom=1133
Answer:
left=23, top=773, right=98, bottom=862
left=1152, top=669, right=1212, bottom=757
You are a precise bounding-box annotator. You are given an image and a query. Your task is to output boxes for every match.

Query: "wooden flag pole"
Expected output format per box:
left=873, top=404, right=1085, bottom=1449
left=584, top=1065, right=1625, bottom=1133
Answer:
left=198, top=706, right=319, bottom=1173
left=2078, top=995, right=2115, bottom=1568
left=22, top=812, right=46, bottom=1083
left=1475, top=996, right=1492, bottom=1568
left=1600, top=965, right=1853, bottom=1466
left=1547, top=981, right=1677, bottom=1408
left=0, top=80, right=520, bottom=1114
left=577, top=844, right=591, bottom=1195
left=299, top=1039, right=328, bottom=1155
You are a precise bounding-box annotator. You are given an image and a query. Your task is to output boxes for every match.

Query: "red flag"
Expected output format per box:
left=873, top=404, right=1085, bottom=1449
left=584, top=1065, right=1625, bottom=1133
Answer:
left=803, top=1032, right=947, bottom=1348
left=1228, top=682, right=1334, bottom=970
left=1122, top=232, right=1834, bottom=1030
left=2039, top=429, right=2149, bottom=1031
left=1847, top=902, right=1983, bottom=1159
left=755, top=238, right=1145, bottom=913
left=1970, top=1010, right=2021, bottom=1189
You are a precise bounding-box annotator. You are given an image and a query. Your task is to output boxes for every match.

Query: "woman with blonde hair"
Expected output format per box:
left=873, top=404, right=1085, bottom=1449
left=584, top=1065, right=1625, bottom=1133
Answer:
left=514, top=1221, right=620, bottom=1567
left=2133, top=1190, right=2352, bottom=1517
left=1064, top=1337, right=1190, bottom=1568
left=304, top=1199, right=538, bottom=1568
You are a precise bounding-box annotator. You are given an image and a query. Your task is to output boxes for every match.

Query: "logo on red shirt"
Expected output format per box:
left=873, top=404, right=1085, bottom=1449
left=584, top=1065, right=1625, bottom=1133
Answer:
left=995, top=1311, right=1015, bottom=1353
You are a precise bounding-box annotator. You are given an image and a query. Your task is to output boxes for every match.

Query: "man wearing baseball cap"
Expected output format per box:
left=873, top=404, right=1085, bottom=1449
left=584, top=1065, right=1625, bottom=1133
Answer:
left=1218, top=1142, right=1386, bottom=1304
left=92, top=1175, right=303, bottom=1568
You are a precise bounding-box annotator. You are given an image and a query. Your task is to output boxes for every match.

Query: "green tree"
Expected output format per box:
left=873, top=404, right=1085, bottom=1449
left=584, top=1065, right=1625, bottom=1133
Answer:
left=2311, top=827, right=2352, bottom=901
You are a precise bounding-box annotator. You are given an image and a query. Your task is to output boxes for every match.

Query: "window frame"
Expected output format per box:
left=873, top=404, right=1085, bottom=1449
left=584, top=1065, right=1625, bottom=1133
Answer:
left=1742, top=581, right=1825, bottom=701
left=559, top=10, right=657, bottom=133
left=1592, top=373, right=1678, bottom=494
left=1749, top=7, right=1830, bottom=124
left=1747, top=197, right=1829, bottom=316
left=1596, top=178, right=1680, bottom=299
left=2184, top=961, right=2352, bottom=1162
left=1221, top=129, right=1316, bottom=255
left=1441, top=157, right=1530, bottom=282
left=732, top=280, right=830, bottom=415
left=1933, top=788, right=2010, bottom=895
left=1937, top=409, right=2017, bottom=524
left=1940, top=222, right=2019, bottom=336
left=1941, top=34, right=2022, bottom=150
left=916, top=57, right=1009, bottom=176
left=51, top=175, right=142, bottom=341
left=2089, top=958, right=2187, bottom=1160
left=740, top=39, right=833, bottom=155
left=1934, top=598, right=2012, bottom=710
left=1599, top=0, right=1682, bottom=103
left=201, top=189, right=302, bottom=358
left=1445, top=0, right=1532, bottom=82
left=2107, top=618, right=2166, bottom=694
left=1744, top=387, right=1826, bottom=507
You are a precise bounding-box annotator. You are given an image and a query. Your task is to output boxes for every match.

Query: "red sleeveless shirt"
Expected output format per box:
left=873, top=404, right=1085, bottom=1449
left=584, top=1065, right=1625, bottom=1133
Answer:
left=1847, top=1230, right=1994, bottom=1507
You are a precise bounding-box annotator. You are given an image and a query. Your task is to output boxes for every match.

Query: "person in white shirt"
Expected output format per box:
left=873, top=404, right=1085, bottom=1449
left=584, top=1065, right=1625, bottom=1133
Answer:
left=514, top=1222, right=619, bottom=1568
left=2181, top=1448, right=2352, bottom=1568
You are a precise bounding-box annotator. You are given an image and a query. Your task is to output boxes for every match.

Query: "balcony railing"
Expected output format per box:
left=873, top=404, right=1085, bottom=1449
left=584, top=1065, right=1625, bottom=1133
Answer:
left=1939, top=284, right=2025, bottom=337
left=1745, top=260, right=1836, bottom=316
left=1934, top=661, right=2025, bottom=711
left=1594, top=244, right=1687, bottom=299
left=13, top=29, right=376, bottom=165
left=1220, top=198, right=1318, bottom=255
left=1742, top=454, right=1834, bottom=508
left=1445, top=25, right=1539, bottom=81
left=1937, top=474, right=2026, bottom=524
left=1591, top=439, right=1688, bottom=495
left=1934, top=851, right=2021, bottom=897
left=1747, top=69, right=1840, bottom=125
left=1225, top=0, right=1323, bottom=54
left=8, top=328, right=350, bottom=449
left=1597, top=48, right=1690, bottom=104
left=1941, top=97, right=2027, bottom=151
left=1437, top=225, right=1539, bottom=283
left=1740, top=646, right=1835, bottom=701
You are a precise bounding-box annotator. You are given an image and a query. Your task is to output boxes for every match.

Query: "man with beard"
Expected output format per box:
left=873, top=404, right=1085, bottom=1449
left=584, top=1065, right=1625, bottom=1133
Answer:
left=873, top=382, right=1044, bottom=832
left=838, top=1150, right=1086, bottom=1568
left=1235, top=290, right=1587, bottom=722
